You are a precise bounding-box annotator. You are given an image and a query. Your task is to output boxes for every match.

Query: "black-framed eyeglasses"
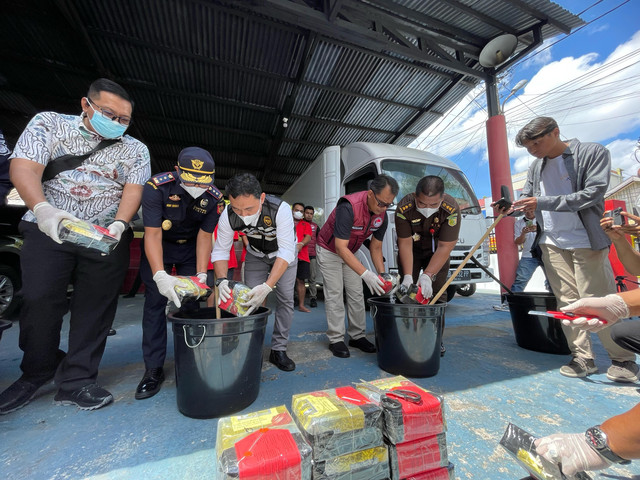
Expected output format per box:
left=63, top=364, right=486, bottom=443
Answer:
left=86, top=98, right=132, bottom=126
left=372, top=190, right=395, bottom=208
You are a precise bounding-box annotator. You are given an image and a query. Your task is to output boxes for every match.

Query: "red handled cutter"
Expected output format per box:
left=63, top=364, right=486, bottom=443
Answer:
left=528, top=310, right=606, bottom=324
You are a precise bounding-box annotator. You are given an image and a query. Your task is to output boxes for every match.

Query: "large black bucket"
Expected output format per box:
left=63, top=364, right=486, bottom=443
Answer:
left=167, top=306, right=270, bottom=419
left=505, top=292, right=570, bottom=355
left=368, top=297, right=445, bottom=378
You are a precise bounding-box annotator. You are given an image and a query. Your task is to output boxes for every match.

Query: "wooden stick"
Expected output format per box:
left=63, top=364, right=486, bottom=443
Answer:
left=430, top=213, right=505, bottom=305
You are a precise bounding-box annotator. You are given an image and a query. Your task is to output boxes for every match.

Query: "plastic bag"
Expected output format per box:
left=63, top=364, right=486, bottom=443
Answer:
left=218, top=281, right=253, bottom=316
left=173, top=276, right=211, bottom=303
left=58, top=219, right=119, bottom=254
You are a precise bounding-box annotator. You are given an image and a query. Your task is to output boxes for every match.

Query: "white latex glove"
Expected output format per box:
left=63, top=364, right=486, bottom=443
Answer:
left=401, top=274, right=413, bottom=290
left=153, top=271, right=182, bottom=308
left=107, top=221, right=126, bottom=241
left=33, top=201, right=79, bottom=244
left=217, top=279, right=231, bottom=304
left=560, top=294, right=629, bottom=332
left=241, top=282, right=273, bottom=315
left=417, top=273, right=433, bottom=299
left=361, top=270, right=385, bottom=296
left=535, top=433, right=611, bottom=476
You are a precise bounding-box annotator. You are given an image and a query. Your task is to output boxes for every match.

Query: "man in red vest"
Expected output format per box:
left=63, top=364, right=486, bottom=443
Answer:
left=316, top=174, right=399, bottom=358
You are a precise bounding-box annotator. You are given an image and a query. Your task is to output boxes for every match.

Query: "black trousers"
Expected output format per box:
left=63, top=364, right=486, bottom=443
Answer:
left=139, top=239, right=197, bottom=369
left=18, top=221, right=132, bottom=391
left=610, top=321, right=640, bottom=355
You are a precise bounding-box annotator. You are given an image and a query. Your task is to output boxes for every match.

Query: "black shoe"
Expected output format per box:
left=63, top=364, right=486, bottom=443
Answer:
left=108, top=328, right=116, bottom=336
left=348, top=337, right=376, bottom=353
left=135, top=368, right=165, bottom=400
left=0, top=375, right=52, bottom=415
left=329, top=341, right=350, bottom=358
left=269, top=350, right=295, bottom=371
left=309, top=298, right=317, bottom=308
left=54, top=384, right=113, bottom=410
left=440, top=343, right=446, bottom=357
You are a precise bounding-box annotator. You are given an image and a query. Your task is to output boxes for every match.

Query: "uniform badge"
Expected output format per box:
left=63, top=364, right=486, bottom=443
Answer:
left=169, top=195, right=180, bottom=201
left=373, top=217, right=383, bottom=228
left=434, top=217, right=439, bottom=223
left=162, top=219, right=172, bottom=230
left=217, top=202, right=225, bottom=215
left=200, top=198, right=208, bottom=208
left=412, top=233, right=421, bottom=242
left=263, top=216, right=272, bottom=227
left=447, top=213, right=458, bottom=227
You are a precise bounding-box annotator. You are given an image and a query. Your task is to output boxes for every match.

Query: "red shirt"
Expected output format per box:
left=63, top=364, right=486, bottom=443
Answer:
left=208, top=225, right=246, bottom=270
left=295, top=220, right=312, bottom=263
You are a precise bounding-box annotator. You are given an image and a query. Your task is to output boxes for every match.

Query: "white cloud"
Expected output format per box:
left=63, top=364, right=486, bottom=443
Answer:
left=411, top=29, right=640, bottom=179
left=606, top=137, right=640, bottom=177
left=521, top=38, right=555, bottom=68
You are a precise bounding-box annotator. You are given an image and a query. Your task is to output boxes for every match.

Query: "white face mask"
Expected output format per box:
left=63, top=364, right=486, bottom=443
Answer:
left=417, top=207, right=439, bottom=218
left=182, top=185, right=207, bottom=199
left=241, top=205, right=262, bottom=226
left=293, top=211, right=303, bottom=220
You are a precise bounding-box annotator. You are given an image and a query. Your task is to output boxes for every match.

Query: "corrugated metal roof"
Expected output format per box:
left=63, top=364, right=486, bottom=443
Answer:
left=0, top=0, right=583, bottom=195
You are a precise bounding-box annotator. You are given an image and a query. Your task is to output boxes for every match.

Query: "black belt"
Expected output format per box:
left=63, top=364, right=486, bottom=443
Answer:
left=163, top=238, right=193, bottom=245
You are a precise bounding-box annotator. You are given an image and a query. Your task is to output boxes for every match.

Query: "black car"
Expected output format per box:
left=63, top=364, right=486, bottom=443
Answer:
left=0, top=204, right=27, bottom=318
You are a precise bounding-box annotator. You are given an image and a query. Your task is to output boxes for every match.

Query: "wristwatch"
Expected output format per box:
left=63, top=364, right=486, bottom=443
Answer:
left=584, top=425, right=630, bottom=464
left=424, top=272, right=437, bottom=282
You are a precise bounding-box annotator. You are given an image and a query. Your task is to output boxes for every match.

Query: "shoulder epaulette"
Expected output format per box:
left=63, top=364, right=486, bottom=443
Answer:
left=398, top=202, right=413, bottom=214
left=440, top=200, right=455, bottom=214
left=151, top=172, right=176, bottom=186
left=206, top=185, right=223, bottom=201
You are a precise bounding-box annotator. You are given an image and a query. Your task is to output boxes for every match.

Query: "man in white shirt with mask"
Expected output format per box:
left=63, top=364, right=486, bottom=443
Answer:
left=511, top=116, right=638, bottom=382
left=212, top=173, right=298, bottom=372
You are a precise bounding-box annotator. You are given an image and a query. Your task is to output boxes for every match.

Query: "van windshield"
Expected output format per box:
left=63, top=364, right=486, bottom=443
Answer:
left=380, top=159, right=481, bottom=214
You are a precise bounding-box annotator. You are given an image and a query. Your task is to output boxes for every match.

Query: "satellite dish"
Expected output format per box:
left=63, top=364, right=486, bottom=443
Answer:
left=479, top=34, right=518, bottom=68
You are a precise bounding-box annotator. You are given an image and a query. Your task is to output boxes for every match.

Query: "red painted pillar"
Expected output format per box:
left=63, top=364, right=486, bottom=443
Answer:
left=486, top=114, right=518, bottom=294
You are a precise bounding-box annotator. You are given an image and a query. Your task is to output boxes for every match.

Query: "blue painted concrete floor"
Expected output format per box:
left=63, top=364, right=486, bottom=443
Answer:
left=1, top=290, right=638, bottom=480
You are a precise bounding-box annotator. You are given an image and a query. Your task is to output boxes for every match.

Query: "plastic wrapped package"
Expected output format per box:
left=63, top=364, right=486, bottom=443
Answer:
left=215, top=405, right=312, bottom=480
left=57, top=219, right=119, bottom=254
left=356, top=376, right=445, bottom=444
left=388, top=434, right=448, bottom=479
left=403, top=463, right=454, bottom=480
left=173, top=276, right=211, bottom=303
left=312, top=445, right=390, bottom=480
left=219, top=281, right=253, bottom=316
left=499, top=423, right=592, bottom=480
left=379, top=273, right=400, bottom=296
left=291, top=386, right=383, bottom=461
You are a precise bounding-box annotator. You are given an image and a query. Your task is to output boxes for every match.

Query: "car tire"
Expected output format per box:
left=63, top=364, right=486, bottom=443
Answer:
left=456, top=283, right=476, bottom=297
left=0, top=264, right=21, bottom=318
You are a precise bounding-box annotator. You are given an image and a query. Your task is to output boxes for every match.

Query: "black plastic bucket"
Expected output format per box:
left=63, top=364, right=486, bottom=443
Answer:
left=505, top=292, right=570, bottom=355
left=368, top=297, right=445, bottom=378
left=167, top=306, right=270, bottom=419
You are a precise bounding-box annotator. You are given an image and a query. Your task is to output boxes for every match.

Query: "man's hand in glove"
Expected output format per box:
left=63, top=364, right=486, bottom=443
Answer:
left=361, top=270, right=385, bottom=296
left=217, top=279, right=232, bottom=304
left=107, top=221, right=126, bottom=241
left=417, top=273, right=433, bottom=299
left=241, top=282, right=273, bottom=315
left=153, top=271, right=182, bottom=308
left=399, top=274, right=413, bottom=295
left=33, top=202, right=79, bottom=244
left=560, top=294, right=630, bottom=332
left=535, top=433, right=611, bottom=476
left=196, top=272, right=208, bottom=285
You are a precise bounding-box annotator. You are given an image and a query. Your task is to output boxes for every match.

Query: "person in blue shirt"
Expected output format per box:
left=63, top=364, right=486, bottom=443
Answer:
left=136, top=146, right=224, bottom=400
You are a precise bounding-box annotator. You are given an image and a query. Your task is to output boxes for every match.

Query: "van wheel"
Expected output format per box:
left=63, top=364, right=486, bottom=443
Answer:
left=445, top=284, right=457, bottom=302
left=456, top=283, right=476, bottom=297
left=0, top=265, right=21, bottom=318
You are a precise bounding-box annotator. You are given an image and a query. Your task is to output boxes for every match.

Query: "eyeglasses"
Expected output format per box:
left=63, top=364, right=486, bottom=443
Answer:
left=86, top=98, right=132, bottom=126
left=372, top=190, right=395, bottom=208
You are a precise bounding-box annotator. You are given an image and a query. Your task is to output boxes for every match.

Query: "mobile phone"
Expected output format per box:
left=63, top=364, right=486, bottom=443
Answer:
left=611, top=207, right=626, bottom=226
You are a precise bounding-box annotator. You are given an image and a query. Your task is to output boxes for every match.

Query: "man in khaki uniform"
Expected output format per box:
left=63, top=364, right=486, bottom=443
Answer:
left=395, top=175, right=460, bottom=356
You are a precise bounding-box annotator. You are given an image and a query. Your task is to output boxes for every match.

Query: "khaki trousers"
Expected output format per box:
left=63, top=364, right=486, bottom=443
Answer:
left=541, top=244, right=635, bottom=362
left=316, top=245, right=367, bottom=344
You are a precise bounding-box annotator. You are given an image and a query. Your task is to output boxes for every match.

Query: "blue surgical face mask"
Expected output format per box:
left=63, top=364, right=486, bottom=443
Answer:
left=88, top=106, right=128, bottom=139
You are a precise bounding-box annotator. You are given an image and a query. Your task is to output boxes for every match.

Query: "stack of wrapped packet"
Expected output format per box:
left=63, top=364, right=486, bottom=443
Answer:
left=291, top=386, right=389, bottom=480
left=356, top=376, right=454, bottom=480
left=215, top=405, right=313, bottom=479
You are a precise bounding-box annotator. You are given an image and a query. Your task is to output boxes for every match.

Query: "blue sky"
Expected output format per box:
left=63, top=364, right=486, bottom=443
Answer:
left=409, top=0, right=640, bottom=202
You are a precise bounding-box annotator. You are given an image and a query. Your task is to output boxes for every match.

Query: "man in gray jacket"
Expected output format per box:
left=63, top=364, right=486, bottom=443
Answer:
left=512, top=116, right=637, bottom=382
